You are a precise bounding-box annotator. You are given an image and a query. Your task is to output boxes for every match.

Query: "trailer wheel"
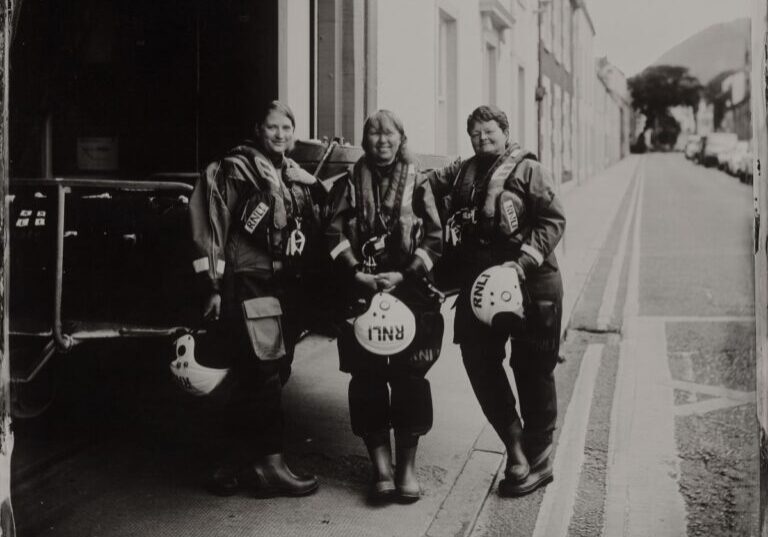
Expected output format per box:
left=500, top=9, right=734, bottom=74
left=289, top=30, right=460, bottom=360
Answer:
left=11, top=363, right=56, bottom=419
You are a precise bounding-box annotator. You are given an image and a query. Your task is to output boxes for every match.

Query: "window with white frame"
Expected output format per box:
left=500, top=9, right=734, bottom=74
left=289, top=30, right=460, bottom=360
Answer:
left=564, top=94, right=570, bottom=173
left=479, top=1, right=513, bottom=107
left=542, top=76, right=552, bottom=166
left=484, top=43, right=498, bottom=106
left=437, top=10, right=458, bottom=154
left=542, top=0, right=552, bottom=51
left=553, top=0, right=562, bottom=63
left=554, top=83, right=562, bottom=180
left=563, top=0, right=571, bottom=71
left=518, top=65, right=526, bottom=146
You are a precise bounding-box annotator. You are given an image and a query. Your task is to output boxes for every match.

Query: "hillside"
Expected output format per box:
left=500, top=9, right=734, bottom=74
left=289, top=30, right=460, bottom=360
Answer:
left=652, top=18, right=750, bottom=84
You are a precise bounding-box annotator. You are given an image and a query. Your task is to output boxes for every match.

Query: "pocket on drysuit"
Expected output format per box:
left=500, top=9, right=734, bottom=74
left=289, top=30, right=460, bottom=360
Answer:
left=242, top=296, right=286, bottom=361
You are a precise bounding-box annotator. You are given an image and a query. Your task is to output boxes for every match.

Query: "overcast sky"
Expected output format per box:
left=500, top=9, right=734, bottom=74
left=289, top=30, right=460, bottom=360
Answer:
left=586, top=0, right=750, bottom=76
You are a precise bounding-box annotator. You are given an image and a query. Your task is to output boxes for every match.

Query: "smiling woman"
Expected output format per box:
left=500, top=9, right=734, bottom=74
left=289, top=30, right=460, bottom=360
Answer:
left=255, top=101, right=297, bottom=158
left=467, top=105, right=510, bottom=159
left=325, top=108, right=444, bottom=503
left=361, top=109, right=409, bottom=166
left=188, top=99, right=327, bottom=498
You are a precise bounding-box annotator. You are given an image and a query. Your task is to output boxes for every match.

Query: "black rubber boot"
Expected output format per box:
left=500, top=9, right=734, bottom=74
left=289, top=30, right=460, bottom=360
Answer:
left=501, top=419, right=531, bottom=483
left=395, top=436, right=421, bottom=503
left=366, top=440, right=396, bottom=501
left=498, top=459, right=553, bottom=497
left=499, top=431, right=554, bottom=497
left=243, top=453, right=319, bottom=497
left=524, top=432, right=554, bottom=471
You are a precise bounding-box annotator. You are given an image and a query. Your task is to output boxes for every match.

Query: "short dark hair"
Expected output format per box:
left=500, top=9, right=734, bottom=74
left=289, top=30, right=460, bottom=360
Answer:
left=361, top=109, right=412, bottom=163
left=466, top=105, right=510, bottom=134
left=254, top=100, right=296, bottom=130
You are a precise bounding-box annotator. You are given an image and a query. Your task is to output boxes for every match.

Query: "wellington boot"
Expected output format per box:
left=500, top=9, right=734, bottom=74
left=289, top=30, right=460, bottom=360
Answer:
left=367, top=443, right=396, bottom=501
left=243, top=453, right=319, bottom=498
left=525, top=440, right=553, bottom=471
left=501, top=420, right=530, bottom=483
left=498, top=456, right=553, bottom=497
left=395, top=443, right=421, bottom=503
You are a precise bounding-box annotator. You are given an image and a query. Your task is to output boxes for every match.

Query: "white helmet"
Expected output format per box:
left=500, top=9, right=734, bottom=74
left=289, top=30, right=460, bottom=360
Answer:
left=170, top=334, right=230, bottom=396
left=470, top=266, right=524, bottom=327
left=353, top=292, right=416, bottom=355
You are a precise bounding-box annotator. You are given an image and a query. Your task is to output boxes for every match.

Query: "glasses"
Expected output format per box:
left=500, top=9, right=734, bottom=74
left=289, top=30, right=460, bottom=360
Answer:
left=470, top=129, right=500, bottom=140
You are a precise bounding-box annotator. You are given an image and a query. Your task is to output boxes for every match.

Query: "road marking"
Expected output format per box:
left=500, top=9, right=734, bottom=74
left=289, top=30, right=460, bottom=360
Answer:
left=605, top=318, right=688, bottom=536
left=672, top=380, right=755, bottom=416
left=674, top=396, right=755, bottom=416
left=672, top=380, right=755, bottom=401
left=604, top=164, right=688, bottom=537
left=647, top=315, right=755, bottom=323
left=531, top=343, right=604, bottom=537
left=596, top=167, right=642, bottom=330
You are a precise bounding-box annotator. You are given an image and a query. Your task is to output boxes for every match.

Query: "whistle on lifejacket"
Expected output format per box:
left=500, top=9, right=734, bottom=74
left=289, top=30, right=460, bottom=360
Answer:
left=444, top=208, right=476, bottom=246
left=285, top=218, right=306, bottom=257
left=361, top=235, right=387, bottom=274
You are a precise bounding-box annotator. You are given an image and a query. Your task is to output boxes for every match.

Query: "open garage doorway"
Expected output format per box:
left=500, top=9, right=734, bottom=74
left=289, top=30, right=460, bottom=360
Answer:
left=10, top=0, right=279, bottom=179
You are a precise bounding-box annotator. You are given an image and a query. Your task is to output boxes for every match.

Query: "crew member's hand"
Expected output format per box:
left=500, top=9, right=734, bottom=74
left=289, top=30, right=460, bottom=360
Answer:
left=203, top=293, right=222, bottom=322
left=354, top=271, right=379, bottom=292
left=375, top=271, right=404, bottom=291
left=502, top=260, right=526, bottom=282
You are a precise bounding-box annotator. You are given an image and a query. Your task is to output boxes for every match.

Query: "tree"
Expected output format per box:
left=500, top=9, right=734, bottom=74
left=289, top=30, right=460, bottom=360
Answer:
left=628, top=65, right=702, bottom=141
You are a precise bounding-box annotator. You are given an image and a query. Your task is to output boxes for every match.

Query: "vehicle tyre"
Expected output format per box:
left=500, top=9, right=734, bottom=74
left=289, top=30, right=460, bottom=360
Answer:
left=11, top=364, right=57, bottom=419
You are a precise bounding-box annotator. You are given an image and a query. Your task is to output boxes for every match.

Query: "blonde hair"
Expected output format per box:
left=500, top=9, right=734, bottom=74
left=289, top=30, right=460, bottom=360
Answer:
left=361, top=109, right=412, bottom=163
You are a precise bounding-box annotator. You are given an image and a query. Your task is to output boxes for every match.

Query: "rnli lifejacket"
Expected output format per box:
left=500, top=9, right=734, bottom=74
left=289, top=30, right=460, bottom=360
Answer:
left=189, top=142, right=320, bottom=294
left=326, top=157, right=442, bottom=280
left=447, top=145, right=533, bottom=248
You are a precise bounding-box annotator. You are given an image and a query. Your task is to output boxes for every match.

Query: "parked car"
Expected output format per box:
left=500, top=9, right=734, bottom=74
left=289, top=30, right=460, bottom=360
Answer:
left=737, top=148, right=754, bottom=184
left=684, top=135, right=702, bottom=160
left=724, top=141, right=750, bottom=176
left=699, top=132, right=738, bottom=167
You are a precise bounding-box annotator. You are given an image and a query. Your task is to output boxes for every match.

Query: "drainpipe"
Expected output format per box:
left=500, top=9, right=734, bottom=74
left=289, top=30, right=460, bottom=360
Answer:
left=536, top=2, right=543, bottom=159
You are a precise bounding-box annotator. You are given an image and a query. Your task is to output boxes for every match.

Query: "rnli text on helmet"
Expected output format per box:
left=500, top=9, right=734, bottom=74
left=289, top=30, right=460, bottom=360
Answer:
left=472, top=272, right=492, bottom=309
left=368, top=325, right=406, bottom=342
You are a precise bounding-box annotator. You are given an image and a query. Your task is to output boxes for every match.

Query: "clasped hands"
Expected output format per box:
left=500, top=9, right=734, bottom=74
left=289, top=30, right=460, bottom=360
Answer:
left=354, top=271, right=404, bottom=293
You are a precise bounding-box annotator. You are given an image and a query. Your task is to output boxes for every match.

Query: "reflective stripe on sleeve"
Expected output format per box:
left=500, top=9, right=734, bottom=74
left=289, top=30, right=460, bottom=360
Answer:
left=330, top=239, right=352, bottom=260
left=216, top=259, right=226, bottom=276
left=193, top=257, right=210, bottom=273
left=415, top=248, right=434, bottom=272
left=521, top=244, right=544, bottom=266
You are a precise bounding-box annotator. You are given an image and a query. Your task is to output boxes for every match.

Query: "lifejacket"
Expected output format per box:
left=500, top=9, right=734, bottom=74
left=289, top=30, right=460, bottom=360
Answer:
left=446, top=144, right=535, bottom=249
left=189, top=142, right=320, bottom=292
left=350, top=158, right=421, bottom=270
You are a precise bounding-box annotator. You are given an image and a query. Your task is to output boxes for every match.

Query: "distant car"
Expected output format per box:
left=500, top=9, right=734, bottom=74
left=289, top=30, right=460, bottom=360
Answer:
left=700, top=132, right=738, bottom=167
left=724, top=141, right=750, bottom=176
left=737, top=147, right=754, bottom=184
left=684, top=135, right=702, bottom=160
